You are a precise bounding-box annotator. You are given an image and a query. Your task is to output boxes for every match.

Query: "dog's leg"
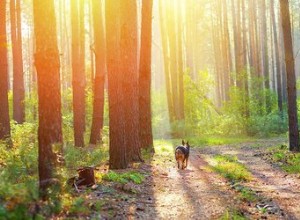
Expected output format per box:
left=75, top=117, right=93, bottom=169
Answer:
left=185, top=157, right=188, bottom=169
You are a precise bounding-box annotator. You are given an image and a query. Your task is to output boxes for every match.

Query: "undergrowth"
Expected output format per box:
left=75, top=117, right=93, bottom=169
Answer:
left=268, top=145, right=300, bottom=174
left=211, top=155, right=252, bottom=182
left=102, top=171, right=145, bottom=184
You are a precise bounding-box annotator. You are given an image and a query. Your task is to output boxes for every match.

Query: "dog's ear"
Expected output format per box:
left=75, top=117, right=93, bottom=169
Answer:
left=182, top=140, right=185, bottom=145
left=186, top=141, right=189, bottom=146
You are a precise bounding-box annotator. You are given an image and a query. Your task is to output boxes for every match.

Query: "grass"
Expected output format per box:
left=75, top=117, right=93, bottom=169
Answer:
left=219, top=209, right=248, bottom=220
left=102, top=171, right=145, bottom=184
left=211, top=155, right=252, bottom=182
left=268, top=145, right=300, bottom=174
left=238, top=187, right=258, bottom=202
left=186, top=136, right=254, bottom=148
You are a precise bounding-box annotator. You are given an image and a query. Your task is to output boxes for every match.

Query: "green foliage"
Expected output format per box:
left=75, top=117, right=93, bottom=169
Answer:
left=24, top=89, right=38, bottom=123
left=102, top=171, right=145, bottom=184
left=0, top=117, right=109, bottom=218
left=212, top=155, right=252, bottom=182
left=0, top=123, right=39, bottom=218
left=183, top=71, right=218, bottom=136
left=269, top=146, right=300, bottom=174
left=69, top=197, right=90, bottom=215
left=64, top=144, right=108, bottom=170
left=151, top=90, right=170, bottom=138
left=238, top=188, right=257, bottom=202
left=181, top=72, right=288, bottom=137
left=219, top=209, right=248, bottom=220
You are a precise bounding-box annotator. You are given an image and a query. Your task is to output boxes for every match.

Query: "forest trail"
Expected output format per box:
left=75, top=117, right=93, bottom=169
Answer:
left=200, top=141, right=300, bottom=219
left=150, top=150, right=235, bottom=219
left=90, top=139, right=300, bottom=219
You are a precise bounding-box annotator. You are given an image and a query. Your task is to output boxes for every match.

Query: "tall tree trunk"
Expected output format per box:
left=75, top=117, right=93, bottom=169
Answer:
left=139, top=0, right=154, bottom=151
left=33, top=0, right=63, bottom=196
left=241, top=0, right=250, bottom=118
left=177, top=1, right=185, bottom=121
left=11, top=0, right=25, bottom=124
left=166, top=1, right=180, bottom=120
left=221, top=0, right=230, bottom=101
left=279, top=0, right=299, bottom=152
left=211, top=3, right=222, bottom=107
left=260, top=0, right=271, bottom=113
left=270, top=0, right=283, bottom=114
left=90, top=0, right=106, bottom=145
left=71, top=0, right=85, bottom=147
left=159, top=0, right=175, bottom=123
left=120, top=0, right=142, bottom=162
left=0, top=1, right=11, bottom=140
left=278, top=10, right=288, bottom=103
left=106, top=0, right=127, bottom=169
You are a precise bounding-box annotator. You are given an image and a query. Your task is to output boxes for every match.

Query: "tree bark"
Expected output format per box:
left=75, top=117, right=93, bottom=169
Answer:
left=90, top=0, right=106, bottom=145
left=106, top=0, right=127, bottom=169
left=11, top=0, right=25, bottom=124
left=71, top=0, right=86, bottom=147
left=120, top=0, right=142, bottom=162
left=33, top=0, right=63, bottom=196
left=270, top=0, right=283, bottom=114
left=279, top=0, right=299, bottom=152
left=139, top=0, right=154, bottom=151
left=0, top=1, right=11, bottom=140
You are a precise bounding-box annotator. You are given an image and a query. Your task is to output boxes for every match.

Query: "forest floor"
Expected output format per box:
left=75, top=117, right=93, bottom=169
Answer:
left=66, top=138, right=300, bottom=220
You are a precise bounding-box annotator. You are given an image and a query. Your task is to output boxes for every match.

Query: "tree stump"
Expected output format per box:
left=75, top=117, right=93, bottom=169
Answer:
left=76, top=167, right=95, bottom=186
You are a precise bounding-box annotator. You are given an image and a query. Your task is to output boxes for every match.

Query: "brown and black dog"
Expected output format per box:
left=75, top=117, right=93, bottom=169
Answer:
left=175, top=140, right=190, bottom=170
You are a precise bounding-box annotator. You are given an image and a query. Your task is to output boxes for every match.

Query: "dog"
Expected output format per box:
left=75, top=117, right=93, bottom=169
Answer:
left=175, top=140, right=190, bottom=170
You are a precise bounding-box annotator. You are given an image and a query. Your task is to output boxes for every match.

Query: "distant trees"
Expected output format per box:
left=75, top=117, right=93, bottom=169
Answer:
left=159, top=0, right=185, bottom=132
left=279, top=0, right=299, bottom=152
left=33, top=0, right=63, bottom=195
left=0, top=0, right=10, bottom=140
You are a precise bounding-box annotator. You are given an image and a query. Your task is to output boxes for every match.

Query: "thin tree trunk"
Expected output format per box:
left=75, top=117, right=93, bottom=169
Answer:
left=71, top=0, right=85, bottom=147
left=177, top=1, right=184, bottom=121
left=159, top=0, right=175, bottom=123
left=270, top=0, right=283, bottom=114
left=11, top=0, right=25, bottom=123
left=221, top=0, right=230, bottom=100
left=90, top=0, right=106, bottom=145
left=261, top=0, right=271, bottom=113
left=0, top=1, right=11, bottom=140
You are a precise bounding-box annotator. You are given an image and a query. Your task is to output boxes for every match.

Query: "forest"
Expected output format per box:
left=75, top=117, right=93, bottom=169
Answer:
left=1, top=0, right=300, bottom=219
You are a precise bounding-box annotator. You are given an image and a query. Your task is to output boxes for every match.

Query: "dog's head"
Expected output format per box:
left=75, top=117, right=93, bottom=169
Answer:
left=182, top=140, right=190, bottom=151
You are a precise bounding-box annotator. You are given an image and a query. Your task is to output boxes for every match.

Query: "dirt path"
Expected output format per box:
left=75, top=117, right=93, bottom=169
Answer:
left=150, top=151, right=236, bottom=219
left=200, top=141, right=300, bottom=219
left=89, top=139, right=300, bottom=219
